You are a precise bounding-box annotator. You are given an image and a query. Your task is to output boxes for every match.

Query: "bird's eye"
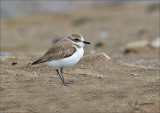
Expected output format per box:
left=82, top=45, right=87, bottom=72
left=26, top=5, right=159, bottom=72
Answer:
left=74, top=38, right=79, bottom=41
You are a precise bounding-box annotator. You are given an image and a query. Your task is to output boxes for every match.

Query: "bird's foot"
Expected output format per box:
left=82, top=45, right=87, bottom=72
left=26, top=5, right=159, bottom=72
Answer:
left=62, top=81, right=74, bottom=86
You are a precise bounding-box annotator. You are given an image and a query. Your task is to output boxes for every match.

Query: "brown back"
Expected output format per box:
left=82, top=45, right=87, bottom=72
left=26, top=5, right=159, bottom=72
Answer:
left=32, top=39, right=76, bottom=65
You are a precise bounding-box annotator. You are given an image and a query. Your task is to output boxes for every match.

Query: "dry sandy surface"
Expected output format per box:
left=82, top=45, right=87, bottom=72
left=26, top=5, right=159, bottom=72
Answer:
left=1, top=3, right=160, bottom=113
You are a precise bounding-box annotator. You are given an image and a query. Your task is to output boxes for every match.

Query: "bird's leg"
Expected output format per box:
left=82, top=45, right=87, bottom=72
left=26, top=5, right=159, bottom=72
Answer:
left=60, top=67, right=64, bottom=80
left=60, top=67, right=73, bottom=85
left=60, top=67, right=67, bottom=85
left=56, top=69, right=66, bottom=85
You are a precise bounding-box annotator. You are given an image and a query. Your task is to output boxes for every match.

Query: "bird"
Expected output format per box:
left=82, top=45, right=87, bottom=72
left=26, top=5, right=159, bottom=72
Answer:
left=30, top=33, right=90, bottom=85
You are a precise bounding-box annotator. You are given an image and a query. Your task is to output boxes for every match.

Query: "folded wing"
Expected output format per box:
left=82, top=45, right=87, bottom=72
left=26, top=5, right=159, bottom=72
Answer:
left=31, top=39, right=76, bottom=65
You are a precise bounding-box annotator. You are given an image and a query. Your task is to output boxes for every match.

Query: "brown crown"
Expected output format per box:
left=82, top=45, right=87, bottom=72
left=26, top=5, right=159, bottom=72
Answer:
left=71, top=33, right=82, bottom=38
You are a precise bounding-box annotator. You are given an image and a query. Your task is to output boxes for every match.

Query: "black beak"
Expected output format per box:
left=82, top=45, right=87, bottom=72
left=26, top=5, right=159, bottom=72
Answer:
left=83, top=41, right=91, bottom=44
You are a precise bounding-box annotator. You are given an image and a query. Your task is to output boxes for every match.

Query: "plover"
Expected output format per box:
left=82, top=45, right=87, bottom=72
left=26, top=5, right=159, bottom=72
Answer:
left=31, top=33, right=90, bottom=85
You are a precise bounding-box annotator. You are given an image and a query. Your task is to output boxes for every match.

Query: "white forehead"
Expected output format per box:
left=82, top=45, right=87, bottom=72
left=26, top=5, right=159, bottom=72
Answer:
left=80, top=36, right=84, bottom=41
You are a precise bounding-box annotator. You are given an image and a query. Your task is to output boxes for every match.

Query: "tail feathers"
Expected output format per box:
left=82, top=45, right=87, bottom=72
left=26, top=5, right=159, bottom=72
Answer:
left=28, top=58, right=43, bottom=66
left=31, top=59, right=41, bottom=65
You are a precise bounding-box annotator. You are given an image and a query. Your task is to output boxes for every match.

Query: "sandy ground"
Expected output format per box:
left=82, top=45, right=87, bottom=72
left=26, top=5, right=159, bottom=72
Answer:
left=0, top=3, right=160, bottom=113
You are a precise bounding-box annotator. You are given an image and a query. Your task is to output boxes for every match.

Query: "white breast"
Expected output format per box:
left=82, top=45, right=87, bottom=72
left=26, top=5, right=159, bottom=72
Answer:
left=44, top=47, right=84, bottom=69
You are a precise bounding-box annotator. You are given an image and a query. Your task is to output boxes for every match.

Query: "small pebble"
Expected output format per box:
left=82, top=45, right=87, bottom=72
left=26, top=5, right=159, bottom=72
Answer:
left=99, top=31, right=108, bottom=39
left=12, top=62, right=17, bottom=65
left=124, top=40, right=149, bottom=53
left=150, top=37, right=160, bottom=48
left=137, top=29, right=147, bottom=36
left=0, top=52, right=12, bottom=56
left=131, top=73, right=139, bottom=76
left=95, top=42, right=104, bottom=48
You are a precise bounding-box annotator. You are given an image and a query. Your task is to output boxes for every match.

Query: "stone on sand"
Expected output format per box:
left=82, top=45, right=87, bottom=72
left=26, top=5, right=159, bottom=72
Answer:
left=124, top=40, right=149, bottom=53
left=150, top=37, right=160, bottom=48
left=99, top=31, right=108, bottom=39
left=0, top=52, right=12, bottom=56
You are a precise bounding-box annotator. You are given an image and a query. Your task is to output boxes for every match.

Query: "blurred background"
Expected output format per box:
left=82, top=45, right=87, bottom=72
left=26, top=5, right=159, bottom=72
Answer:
left=1, top=0, right=159, bottom=68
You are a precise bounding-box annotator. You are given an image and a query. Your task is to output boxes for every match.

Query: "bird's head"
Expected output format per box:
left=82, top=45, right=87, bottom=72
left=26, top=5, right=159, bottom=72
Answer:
left=66, top=33, right=90, bottom=47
